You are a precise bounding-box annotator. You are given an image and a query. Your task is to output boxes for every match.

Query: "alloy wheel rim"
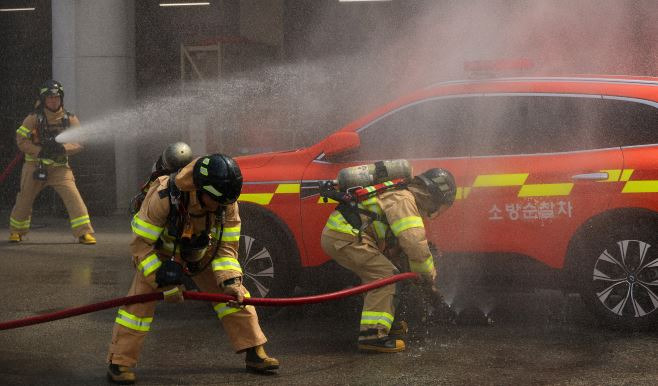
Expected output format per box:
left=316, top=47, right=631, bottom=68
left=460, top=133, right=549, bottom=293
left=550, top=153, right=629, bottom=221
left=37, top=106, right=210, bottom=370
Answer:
left=238, top=235, right=275, bottom=297
left=592, top=239, right=658, bottom=318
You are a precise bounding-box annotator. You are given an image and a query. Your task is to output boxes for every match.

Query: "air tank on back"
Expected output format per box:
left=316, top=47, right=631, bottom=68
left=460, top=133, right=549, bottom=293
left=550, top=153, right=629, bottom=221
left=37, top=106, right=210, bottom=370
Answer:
left=337, top=159, right=412, bottom=191
left=152, top=142, right=193, bottom=173
left=162, top=142, right=193, bottom=170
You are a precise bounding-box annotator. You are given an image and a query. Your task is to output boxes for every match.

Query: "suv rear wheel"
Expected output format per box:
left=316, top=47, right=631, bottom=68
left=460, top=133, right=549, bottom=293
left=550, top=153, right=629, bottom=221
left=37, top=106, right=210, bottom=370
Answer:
left=575, top=215, right=658, bottom=330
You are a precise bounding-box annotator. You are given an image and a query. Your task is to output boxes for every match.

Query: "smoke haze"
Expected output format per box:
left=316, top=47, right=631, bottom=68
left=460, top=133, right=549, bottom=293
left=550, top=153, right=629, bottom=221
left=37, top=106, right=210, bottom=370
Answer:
left=58, top=1, right=656, bottom=171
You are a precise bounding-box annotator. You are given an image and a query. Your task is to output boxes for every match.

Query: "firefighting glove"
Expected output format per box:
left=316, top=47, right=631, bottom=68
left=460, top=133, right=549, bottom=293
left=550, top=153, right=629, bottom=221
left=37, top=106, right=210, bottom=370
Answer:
left=40, top=138, right=66, bottom=159
left=162, top=284, right=185, bottom=303
left=155, top=260, right=184, bottom=288
left=422, top=267, right=438, bottom=284
left=221, top=277, right=246, bottom=308
left=420, top=267, right=438, bottom=292
left=411, top=266, right=438, bottom=294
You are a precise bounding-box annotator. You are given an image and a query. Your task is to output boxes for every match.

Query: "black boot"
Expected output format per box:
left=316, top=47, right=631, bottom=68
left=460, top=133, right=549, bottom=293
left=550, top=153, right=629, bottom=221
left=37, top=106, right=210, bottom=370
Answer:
left=389, top=320, right=408, bottom=337
left=106, top=363, right=136, bottom=385
left=358, top=329, right=405, bottom=353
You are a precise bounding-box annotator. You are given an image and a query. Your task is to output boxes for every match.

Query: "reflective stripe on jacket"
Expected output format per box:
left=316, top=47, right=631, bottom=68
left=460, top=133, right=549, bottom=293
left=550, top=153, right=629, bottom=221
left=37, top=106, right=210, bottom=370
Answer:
left=131, top=174, right=243, bottom=287
left=322, top=188, right=434, bottom=273
left=15, top=109, right=82, bottom=165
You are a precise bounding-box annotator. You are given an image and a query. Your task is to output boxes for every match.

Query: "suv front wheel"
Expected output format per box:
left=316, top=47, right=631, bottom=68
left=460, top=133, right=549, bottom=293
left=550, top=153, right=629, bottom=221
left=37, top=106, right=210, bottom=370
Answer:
left=576, top=216, right=658, bottom=330
left=237, top=203, right=300, bottom=307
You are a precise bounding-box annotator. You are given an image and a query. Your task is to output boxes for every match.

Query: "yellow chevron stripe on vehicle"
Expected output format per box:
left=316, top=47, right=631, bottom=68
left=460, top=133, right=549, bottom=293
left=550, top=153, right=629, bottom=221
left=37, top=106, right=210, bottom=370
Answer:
left=455, top=187, right=471, bottom=200
left=239, top=183, right=300, bottom=205
left=622, top=180, right=658, bottom=193
left=600, top=169, right=621, bottom=182
left=275, top=183, right=300, bottom=193
left=238, top=193, right=274, bottom=205
left=620, top=169, right=634, bottom=181
left=472, top=173, right=529, bottom=187
left=518, top=183, right=573, bottom=197
left=598, top=169, right=634, bottom=182
left=242, top=172, right=657, bottom=206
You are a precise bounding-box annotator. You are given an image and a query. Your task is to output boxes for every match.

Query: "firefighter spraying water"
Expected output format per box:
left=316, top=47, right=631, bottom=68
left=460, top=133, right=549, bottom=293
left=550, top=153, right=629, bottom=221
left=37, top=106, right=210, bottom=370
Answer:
left=319, top=160, right=457, bottom=353
left=8, top=80, right=96, bottom=244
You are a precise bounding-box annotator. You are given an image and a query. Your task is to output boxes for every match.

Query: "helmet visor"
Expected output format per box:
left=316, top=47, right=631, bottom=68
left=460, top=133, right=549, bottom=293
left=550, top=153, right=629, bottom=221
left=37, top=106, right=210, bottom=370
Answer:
left=201, top=182, right=241, bottom=205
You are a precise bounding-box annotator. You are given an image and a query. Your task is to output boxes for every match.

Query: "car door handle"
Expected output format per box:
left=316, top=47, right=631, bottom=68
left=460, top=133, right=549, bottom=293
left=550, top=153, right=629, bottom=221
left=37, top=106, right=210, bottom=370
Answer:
left=571, top=172, right=609, bottom=181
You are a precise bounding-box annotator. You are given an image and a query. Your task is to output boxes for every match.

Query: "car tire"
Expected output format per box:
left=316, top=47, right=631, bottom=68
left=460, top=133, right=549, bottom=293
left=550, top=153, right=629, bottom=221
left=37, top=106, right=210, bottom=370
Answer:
left=575, top=215, right=658, bottom=330
left=238, top=204, right=300, bottom=316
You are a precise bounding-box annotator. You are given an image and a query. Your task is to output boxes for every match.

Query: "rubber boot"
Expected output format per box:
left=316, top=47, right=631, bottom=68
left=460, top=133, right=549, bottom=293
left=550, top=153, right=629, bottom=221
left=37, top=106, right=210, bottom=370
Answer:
left=245, top=345, right=279, bottom=372
left=79, top=233, right=96, bottom=244
left=358, top=329, right=405, bottom=353
left=8, top=233, right=21, bottom=243
left=389, top=320, right=408, bottom=337
left=107, top=363, right=136, bottom=385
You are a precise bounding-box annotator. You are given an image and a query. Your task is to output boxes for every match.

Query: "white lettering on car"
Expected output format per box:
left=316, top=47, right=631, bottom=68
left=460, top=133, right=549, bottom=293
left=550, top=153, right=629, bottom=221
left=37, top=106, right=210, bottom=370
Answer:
left=488, top=200, right=574, bottom=221
left=505, top=204, right=521, bottom=220
left=488, top=204, right=504, bottom=220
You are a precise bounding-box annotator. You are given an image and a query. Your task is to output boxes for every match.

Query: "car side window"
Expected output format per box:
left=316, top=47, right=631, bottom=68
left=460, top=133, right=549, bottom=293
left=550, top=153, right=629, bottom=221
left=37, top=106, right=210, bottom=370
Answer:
left=602, top=98, right=658, bottom=147
left=469, top=95, right=658, bottom=156
left=343, top=97, right=473, bottom=161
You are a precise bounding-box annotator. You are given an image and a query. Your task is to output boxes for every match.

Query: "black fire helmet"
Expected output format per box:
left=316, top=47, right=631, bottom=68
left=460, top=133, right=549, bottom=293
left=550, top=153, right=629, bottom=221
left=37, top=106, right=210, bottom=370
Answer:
left=192, top=154, right=243, bottom=205
left=39, top=79, right=65, bottom=105
left=413, top=168, right=457, bottom=210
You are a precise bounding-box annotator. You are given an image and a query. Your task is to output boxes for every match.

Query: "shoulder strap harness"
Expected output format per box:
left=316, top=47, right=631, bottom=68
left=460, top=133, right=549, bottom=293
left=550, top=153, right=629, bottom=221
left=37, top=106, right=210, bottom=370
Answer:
left=157, top=173, right=228, bottom=276
left=320, top=177, right=408, bottom=240
left=35, top=110, right=71, bottom=144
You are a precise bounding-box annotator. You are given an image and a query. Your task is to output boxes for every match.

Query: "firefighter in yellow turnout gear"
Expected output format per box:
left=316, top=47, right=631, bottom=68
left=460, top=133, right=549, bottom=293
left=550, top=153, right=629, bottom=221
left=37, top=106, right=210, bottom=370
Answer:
left=106, top=154, right=278, bottom=385
left=321, top=168, right=456, bottom=353
left=8, top=80, right=95, bottom=244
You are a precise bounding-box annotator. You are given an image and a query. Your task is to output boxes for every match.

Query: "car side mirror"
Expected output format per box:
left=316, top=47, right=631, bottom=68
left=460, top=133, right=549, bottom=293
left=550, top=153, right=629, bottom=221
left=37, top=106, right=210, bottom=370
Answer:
left=323, top=131, right=360, bottom=158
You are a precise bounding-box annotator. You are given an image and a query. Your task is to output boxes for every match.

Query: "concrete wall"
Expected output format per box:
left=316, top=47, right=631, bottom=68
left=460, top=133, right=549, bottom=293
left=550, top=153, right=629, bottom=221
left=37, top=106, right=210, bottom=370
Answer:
left=240, top=0, right=284, bottom=49
left=52, top=0, right=136, bottom=211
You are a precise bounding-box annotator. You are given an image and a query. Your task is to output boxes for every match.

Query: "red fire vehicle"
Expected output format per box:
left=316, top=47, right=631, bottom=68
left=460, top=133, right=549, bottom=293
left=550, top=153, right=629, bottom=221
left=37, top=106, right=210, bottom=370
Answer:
left=234, top=75, right=658, bottom=329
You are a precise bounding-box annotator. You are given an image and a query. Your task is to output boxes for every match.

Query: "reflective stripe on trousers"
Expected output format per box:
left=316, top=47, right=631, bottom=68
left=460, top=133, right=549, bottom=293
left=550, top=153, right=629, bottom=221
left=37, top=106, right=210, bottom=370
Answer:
left=360, top=310, right=394, bottom=330
left=213, top=291, right=251, bottom=319
left=114, top=309, right=153, bottom=332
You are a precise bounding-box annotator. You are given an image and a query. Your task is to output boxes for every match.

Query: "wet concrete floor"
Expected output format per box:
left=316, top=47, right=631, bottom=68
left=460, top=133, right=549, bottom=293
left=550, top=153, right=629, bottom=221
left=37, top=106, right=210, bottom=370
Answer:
left=2, top=215, right=658, bottom=385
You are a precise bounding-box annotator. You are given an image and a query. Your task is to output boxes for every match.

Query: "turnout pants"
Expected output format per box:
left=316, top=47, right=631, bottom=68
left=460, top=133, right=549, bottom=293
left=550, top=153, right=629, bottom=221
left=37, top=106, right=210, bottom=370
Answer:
left=9, top=162, right=93, bottom=237
left=321, top=232, right=399, bottom=335
left=107, top=263, right=267, bottom=367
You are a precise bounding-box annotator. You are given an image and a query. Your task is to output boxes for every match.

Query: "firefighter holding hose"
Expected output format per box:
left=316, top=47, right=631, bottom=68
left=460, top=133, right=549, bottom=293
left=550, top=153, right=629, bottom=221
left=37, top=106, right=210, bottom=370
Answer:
left=106, top=153, right=278, bottom=384
left=8, top=80, right=95, bottom=244
left=320, top=161, right=457, bottom=353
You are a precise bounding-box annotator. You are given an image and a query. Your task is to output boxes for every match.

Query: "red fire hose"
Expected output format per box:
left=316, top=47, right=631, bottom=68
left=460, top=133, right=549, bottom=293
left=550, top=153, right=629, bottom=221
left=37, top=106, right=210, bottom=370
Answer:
left=0, top=272, right=419, bottom=331
left=0, top=153, right=22, bottom=185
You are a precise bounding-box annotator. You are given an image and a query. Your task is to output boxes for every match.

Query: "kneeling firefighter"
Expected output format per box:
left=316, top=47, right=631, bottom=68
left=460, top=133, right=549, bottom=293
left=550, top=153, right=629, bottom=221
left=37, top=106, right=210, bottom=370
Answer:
left=320, top=160, right=456, bottom=353
left=107, top=153, right=278, bottom=384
